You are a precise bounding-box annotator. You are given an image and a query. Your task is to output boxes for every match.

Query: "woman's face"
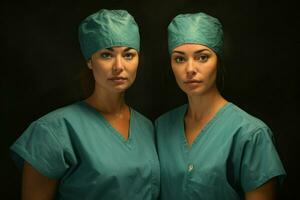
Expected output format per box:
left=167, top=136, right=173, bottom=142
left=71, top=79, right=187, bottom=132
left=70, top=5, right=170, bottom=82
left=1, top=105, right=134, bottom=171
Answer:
left=171, top=44, right=218, bottom=96
left=87, top=46, right=139, bottom=93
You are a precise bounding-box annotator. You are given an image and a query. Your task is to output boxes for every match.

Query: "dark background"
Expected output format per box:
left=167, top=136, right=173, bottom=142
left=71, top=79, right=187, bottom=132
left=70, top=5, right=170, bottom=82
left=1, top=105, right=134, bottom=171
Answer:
left=1, top=0, right=299, bottom=199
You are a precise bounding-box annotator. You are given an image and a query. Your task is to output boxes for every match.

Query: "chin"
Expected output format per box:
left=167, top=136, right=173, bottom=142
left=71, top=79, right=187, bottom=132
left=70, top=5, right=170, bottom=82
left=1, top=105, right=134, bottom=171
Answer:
left=183, top=87, right=208, bottom=96
left=113, top=85, right=131, bottom=93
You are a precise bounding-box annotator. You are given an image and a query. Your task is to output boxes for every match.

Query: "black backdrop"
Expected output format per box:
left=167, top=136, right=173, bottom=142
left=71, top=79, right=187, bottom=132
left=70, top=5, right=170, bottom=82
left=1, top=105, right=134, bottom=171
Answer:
left=1, top=0, right=299, bottom=199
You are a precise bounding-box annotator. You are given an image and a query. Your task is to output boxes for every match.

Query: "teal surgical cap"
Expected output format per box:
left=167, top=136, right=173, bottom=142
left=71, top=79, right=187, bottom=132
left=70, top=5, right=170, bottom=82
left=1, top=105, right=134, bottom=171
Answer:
left=168, top=12, right=223, bottom=55
left=79, top=9, right=140, bottom=60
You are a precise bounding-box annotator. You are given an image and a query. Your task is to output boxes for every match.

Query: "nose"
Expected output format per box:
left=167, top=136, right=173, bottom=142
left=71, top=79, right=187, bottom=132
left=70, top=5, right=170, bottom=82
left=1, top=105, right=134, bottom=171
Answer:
left=112, top=55, right=124, bottom=74
left=186, top=59, right=196, bottom=78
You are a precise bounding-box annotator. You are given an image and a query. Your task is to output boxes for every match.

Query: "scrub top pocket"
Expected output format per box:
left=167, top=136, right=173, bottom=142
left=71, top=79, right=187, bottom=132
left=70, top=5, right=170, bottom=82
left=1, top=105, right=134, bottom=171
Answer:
left=186, top=170, right=240, bottom=200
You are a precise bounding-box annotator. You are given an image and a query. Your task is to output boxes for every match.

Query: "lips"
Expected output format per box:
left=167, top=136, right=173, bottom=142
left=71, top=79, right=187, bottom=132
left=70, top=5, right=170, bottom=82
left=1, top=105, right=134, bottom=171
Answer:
left=184, top=79, right=202, bottom=84
left=108, top=76, right=127, bottom=81
left=108, top=76, right=128, bottom=84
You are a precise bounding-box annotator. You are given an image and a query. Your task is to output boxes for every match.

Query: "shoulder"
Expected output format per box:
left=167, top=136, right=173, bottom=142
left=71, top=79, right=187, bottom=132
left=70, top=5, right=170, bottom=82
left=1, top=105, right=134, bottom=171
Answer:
left=225, top=103, right=272, bottom=139
left=131, top=108, right=153, bottom=129
left=12, top=103, right=83, bottom=155
left=33, top=101, right=85, bottom=132
left=227, top=103, right=268, bottom=128
left=155, top=104, right=187, bottom=125
left=39, top=102, right=83, bottom=121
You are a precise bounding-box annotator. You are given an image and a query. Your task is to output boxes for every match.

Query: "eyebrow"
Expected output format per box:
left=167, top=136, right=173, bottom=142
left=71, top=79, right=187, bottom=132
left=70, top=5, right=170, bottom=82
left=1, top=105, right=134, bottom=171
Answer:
left=172, top=49, right=211, bottom=55
left=104, top=47, right=134, bottom=52
left=172, top=50, right=185, bottom=55
left=124, top=47, right=134, bottom=52
left=194, top=49, right=211, bottom=54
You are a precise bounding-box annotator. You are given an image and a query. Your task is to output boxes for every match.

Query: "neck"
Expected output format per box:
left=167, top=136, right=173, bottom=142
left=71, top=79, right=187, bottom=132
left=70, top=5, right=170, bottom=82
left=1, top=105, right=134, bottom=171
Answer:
left=85, top=85, right=127, bottom=114
left=186, top=88, right=227, bottom=121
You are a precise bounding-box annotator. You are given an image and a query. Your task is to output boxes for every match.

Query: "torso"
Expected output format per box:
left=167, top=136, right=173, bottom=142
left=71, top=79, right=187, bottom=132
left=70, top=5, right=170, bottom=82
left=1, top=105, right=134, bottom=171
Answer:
left=84, top=97, right=131, bottom=140
left=184, top=100, right=228, bottom=145
left=101, top=106, right=130, bottom=140
left=155, top=103, right=285, bottom=200
left=11, top=101, right=161, bottom=200
left=184, top=117, right=206, bottom=145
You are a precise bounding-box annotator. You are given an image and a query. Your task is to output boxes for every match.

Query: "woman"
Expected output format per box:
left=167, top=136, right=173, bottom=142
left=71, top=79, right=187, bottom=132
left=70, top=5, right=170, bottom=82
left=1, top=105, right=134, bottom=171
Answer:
left=11, top=9, right=160, bottom=200
left=155, top=12, right=286, bottom=200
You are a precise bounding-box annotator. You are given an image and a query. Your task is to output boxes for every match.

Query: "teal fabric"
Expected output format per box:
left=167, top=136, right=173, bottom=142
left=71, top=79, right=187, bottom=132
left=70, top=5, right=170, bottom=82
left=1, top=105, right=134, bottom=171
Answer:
left=155, top=103, right=286, bottom=200
left=78, top=9, right=140, bottom=60
left=168, top=12, right=223, bottom=55
left=11, top=101, right=160, bottom=200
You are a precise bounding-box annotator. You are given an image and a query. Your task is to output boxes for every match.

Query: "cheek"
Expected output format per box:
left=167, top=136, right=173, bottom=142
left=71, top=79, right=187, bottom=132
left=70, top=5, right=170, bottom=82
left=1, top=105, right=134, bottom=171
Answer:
left=92, top=67, right=105, bottom=79
left=91, top=63, right=109, bottom=80
left=127, top=62, right=139, bottom=78
left=171, top=65, right=184, bottom=80
left=130, top=57, right=139, bottom=69
left=91, top=70, right=104, bottom=84
left=204, top=65, right=218, bottom=83
left=92, top=60, right=109, bottom=71
left=207, top=67, right=217, bottom=77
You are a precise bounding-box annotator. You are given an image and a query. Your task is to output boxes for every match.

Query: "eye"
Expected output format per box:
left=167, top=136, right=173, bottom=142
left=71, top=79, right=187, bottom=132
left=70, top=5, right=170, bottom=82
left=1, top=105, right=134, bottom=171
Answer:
left=100, top=52, right=112, bottom=59
left=196, top=54, right=209, bottom=62
left=123, top=52, right=134, bottom=60
left=174, top=56, right=185, bottom=63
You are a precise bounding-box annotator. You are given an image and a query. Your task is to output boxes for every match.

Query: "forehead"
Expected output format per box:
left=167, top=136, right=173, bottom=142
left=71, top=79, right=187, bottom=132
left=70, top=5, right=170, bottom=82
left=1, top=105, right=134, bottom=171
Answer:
left=172, top=43, right=213, bottom=54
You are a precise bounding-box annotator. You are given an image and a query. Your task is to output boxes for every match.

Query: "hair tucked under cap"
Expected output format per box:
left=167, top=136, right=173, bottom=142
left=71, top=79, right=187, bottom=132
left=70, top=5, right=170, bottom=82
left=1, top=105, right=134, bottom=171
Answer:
left=168, top=12, right=223, bottom=55
left=78, top=9, right=140, bottom=60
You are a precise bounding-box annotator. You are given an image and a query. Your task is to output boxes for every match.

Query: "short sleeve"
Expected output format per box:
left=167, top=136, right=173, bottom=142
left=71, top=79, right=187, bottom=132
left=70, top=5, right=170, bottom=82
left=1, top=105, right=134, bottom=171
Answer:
left=239, top=127, right=286, bottom=192
left=10, top=121, right=70, bottom=179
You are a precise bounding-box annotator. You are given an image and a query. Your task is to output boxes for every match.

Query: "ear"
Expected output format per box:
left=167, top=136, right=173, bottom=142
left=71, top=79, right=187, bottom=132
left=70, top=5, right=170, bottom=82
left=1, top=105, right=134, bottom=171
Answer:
left=87, top=59, right=92, bottom=69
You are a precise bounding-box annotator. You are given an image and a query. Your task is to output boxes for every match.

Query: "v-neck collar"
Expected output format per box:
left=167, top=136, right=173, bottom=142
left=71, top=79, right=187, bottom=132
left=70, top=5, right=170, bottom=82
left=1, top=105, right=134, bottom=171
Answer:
left=179, top=102, right=232, bottom=151
left=78, top=101, right=134, bottom=146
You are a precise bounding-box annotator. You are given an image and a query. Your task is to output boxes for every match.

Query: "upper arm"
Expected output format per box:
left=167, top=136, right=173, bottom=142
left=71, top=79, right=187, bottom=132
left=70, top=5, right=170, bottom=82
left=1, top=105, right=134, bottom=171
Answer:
left=22, top=161, right=58, bottom=200
left=238, top=128, right=286, bottom=191
left=11, top=121, right=71, bottom=178
left=245, top=178, right=277, bottom=200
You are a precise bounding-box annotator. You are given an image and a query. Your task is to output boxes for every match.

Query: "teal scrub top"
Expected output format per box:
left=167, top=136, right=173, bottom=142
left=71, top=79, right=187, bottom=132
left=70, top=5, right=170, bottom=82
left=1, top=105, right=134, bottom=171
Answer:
left=11, top=101, right=160, bottom=200
left=155, top=103, right=286, bottom=200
